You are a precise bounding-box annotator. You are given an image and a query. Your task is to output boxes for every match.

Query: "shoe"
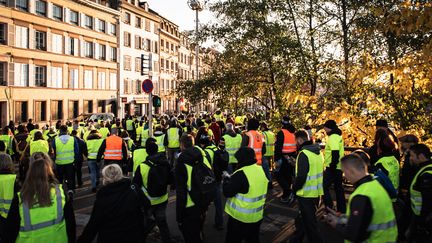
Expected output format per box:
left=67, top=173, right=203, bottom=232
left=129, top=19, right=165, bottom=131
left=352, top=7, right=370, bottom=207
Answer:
left=213, top=224, right=224, bottom=231
left=67, top=190, right=74, bottom=201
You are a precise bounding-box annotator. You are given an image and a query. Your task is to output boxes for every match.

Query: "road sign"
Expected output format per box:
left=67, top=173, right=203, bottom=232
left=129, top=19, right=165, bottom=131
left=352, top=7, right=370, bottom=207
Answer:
left=142, top=79, right=153, bottom=93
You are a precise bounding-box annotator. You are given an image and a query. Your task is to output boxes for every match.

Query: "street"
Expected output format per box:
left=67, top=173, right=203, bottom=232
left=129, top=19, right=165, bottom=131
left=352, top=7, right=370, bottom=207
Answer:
left=73, top=161, right=344, bottom=243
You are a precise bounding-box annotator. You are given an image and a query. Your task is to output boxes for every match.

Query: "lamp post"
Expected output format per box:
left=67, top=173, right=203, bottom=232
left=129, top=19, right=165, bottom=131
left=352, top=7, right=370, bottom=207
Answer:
left=187, top=0, right=203, bottom=81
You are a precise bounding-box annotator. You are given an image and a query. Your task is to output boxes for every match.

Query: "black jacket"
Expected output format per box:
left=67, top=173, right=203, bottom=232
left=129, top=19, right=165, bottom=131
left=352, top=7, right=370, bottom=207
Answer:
left=4, top=184, right=76, bottom=243
left=132, top=153, right=173, bottom=194
left=411, top=160, right=432, bottom=225
left=292, top=141, right=321, bottom=193
left=222, top=153, right=257, bottom=199
left=78, top=178, right=149, bottom=243
left=74, top=136, right=88, bottom=163
left=175, top=146, right=204, bottom=223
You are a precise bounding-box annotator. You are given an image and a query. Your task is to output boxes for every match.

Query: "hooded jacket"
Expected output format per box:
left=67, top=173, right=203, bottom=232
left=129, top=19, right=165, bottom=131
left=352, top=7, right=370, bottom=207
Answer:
left=327, top=127, right=343, bottom=169
left=275, top=124, right=296, bottom=161
left=292, top=141, right=321, bottom=193
left=175, top=146, right=204, bottom=222
left=51, top=134, right=80, bottom=162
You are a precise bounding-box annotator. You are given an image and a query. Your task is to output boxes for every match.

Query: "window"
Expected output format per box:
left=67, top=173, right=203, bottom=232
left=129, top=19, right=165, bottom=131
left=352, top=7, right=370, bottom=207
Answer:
left=85, top=15, right=93, bottom=29
left=0, top=62, right=6, bottom=85
left=14, top=63, right=28, bottom=86
left=69, top=10, right=78, bottom=25
left=68, top=100, right=79, bottom=119
left=109, top=46, right=117, bottom=62
left=110, top=73, right=116, bottom=90
left=124, top=12, right=130, bottom=24
left=165, top=41, right=169, bottom=49
left=154, top=41, right=158, bottom=53
left=98, top=72, right=105, bottom=89
left=50, top=66, right=62, bottom=88
left=51, top=34, right=63, bottom=54
left=135, top=17, right=141, bottom=28
left=69, top=68, right=78, bottom=89
left=35, top=30, right=46, bottom=50
left=136, top=80, right=141, bottom=94
left=145, top=39, right=151, bottom=51
left=166, top=60, right=169, bottom=70
left=97, top=100, right=106, bottom=113
left=153, top=61, right=159, bottom=72
left=66, top=37, right=77, bottom=56
left=124, top=32, right=131, bottom=47
left=99, top=44, right=106, bottom=60
left=34, top=101, right=47, bottom=122
left=98, top=19, right=106, bottom=32
left=161, top=58, right=164, bottom=69
left=124, top=79, right=129, bottom=94
left=109, top=23, right=116, bottom=36
left=35, top=0, right=47, bottom=16
left=34, top=66, right=46, bottom=87
left=84, top=100, right=93, bottom=113
left=15, top=101, right=28, bottom=123
left=16, top=0, right=28, bottom=11
left=171, top=61, right=174, bottom=71
left=84, top=41, right=93, bottom=58
left=52, top=4, right=62, bottom=21
left=0, top=0, right=6, bottom=6
left=123, top=55, right=131, bottom=70
left=15, top=26, right=28, bottom=48
left=135, top=35, right=141, bottom=49
left=135, top=57, right=140, bottom=73
left=84, top=70, right=93, bottom=89
left=154, top=23, right=158, bottom=34
left=160, top=39, right=164, bottom=51
left=0, top=23, right=6, bottom=44
left=145, top=19, right=150, bottom=31
left=171, top=43, right=174, bottom=52
left=50, top=100, right=63, bottom=120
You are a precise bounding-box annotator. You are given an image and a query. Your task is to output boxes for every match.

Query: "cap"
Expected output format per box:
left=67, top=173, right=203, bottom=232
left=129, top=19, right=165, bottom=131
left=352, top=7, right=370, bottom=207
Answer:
left=323, top=120, right=337, bottom=130
left=375, top=119, right=388, bottom=128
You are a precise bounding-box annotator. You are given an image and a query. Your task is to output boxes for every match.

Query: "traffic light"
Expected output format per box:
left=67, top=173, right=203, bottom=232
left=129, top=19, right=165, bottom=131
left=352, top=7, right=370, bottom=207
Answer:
left=152, top=95, right=161, bottom=108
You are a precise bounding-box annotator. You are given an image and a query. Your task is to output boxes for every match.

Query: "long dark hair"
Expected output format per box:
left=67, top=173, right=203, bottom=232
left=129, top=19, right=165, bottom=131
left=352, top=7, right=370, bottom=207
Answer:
left=21, top=153, right=58, bottom=207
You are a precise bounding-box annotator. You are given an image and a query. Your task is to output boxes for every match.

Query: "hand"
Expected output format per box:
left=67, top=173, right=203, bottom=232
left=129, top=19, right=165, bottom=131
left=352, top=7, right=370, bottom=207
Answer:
left=324, top=213, right=338, bottom=228
left=326, top=206, right=338, bottom=216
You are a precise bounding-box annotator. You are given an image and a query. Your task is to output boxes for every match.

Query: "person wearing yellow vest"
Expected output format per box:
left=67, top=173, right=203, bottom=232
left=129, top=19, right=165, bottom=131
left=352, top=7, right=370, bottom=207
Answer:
left=406, top=144, right=432, bottom=241
left=132, top=141, right=173, bottom=243
left=223, top=147, right=268, bottom=242
left=52, top=125, right=78, bottom=198
left=274, top=117, right=297, bottom=203
left=175, top=134, right=211, bottom=243
left=135, top=120, right=144, bottom=143
left=4, top=153, right=76, bottom=243
left=260, top=122, right=275, bottom=186
left=164, top=119, right=182, bottom=168
left=290, top=130, right=324, bottom=243
left=0, top=154, right=18, bottom=239
left=97, top=127, right=128, bottom=175
left=325, top=153, right=397, bottom=243
left=0, top=127, right=14, bottom=155
left=140, top=123, right=150, bottom=147
left=213, top=110, right=224, bottom=122
left=98, top=122, right=110, bottom=139
left=322, top=119, right=346, bottom=213
left=154, top=127, right=166, bottom=154
left=241, top=118, right=266, bottom=166
left=86, top=127, right=104, bottom=193
left=131, top=138, right=155, bottom=175
left=29, top=131, right=49, bottom=156
left=220, top=123, right=242, bottom=174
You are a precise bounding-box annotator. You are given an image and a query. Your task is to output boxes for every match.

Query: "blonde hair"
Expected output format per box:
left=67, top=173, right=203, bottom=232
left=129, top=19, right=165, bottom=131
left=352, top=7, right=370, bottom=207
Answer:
left=102, top=164, right=124, bottom=185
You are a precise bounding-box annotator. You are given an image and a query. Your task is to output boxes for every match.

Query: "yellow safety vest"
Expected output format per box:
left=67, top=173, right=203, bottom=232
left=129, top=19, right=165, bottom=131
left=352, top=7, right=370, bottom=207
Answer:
left=0, top=134, right=13, bottom=154
left=30, top=140, right=49, bottom=156
left=99, top=128, right=110, bottom=139
left=324, top=133, right=344, bottom=170
left=141, top=128, right=149, bottom=147
left=225, top=164, right=268, bottom=223
left=376, top=156, right=400, bottom=191
left=86, top=139, right=104, bottom=160
left=0, top=174, right=16, bottom=218
left=55, top=137, right=75, bottom=165
left=167, top=128, right=180, bottom=148
left=155, top=135, right=166, bottom=153
left=223, top=134, right=242, bottom=164
left=139, top=162, right=168, bottom=205
left=133, top=148, right=148, bottom=174
left=410, top=164, right=432, bottom=216
left=126, top=120, right=134, bottom=131
left=262, top=131, right=275, bottom=157
left=295, top=149, right=324, bottom=198
left=17, top=185, right=67, bottom=243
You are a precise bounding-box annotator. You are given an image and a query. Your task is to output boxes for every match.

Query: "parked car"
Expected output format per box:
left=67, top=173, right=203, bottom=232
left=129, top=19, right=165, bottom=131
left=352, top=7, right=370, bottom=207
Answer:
left=88, top=113, right=115, bottom=122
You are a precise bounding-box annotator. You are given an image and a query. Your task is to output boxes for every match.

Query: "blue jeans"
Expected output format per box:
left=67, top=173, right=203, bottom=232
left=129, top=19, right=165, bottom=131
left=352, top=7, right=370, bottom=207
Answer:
left=214, top=182, right=223, bottom=226
left=262, top=156, right=272, bottom=181
left=87, top=160, right=100, bottom=189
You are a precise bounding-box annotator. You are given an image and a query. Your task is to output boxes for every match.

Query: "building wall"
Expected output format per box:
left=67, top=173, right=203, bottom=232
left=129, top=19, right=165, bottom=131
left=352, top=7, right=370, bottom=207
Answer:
left=0, top=0, right=119, bottom=125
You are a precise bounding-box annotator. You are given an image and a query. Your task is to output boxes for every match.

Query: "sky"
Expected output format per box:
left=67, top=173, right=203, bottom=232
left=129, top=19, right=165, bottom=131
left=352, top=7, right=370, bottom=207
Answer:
left=146, top=0, right=214, bottom=32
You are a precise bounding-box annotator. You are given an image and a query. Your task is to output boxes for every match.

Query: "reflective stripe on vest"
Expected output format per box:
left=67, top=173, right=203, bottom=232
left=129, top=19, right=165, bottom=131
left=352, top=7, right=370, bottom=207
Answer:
left=295, top=149, right=325, bottom=197
left=376, top=156, right=400, bottom=191
left=139, top=163, right=168, bottom=205
left=225, top=164, right=268, bottom=223
left=246, top=130, right=264, bottom=165
left=86, top=139, right=104, bottom=160
left=223, top=134, right=242, bottom=164
left=155, top=135, right=166, bottom=152
left=0, top=174, right=16, bottom=218
left=281, top=129, right=296, bottom=153
left=55, top=137, right=75, bottom=165
left=20, top=185, right=64, bottom=232
left=30, top=140, right=49, bottom=156
left=262, top=131, right=275, bottom=157
left=167, top=128, right=180, bottom=148
left=410, top=164, right=432, bottom=216
left=104, top=135, right=123, bottom=160
left=347, top=179, right=397, bottom=242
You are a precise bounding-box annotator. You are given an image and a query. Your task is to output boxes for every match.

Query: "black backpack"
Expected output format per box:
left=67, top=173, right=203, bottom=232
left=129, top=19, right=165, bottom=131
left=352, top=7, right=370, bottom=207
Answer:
left=189, top=148, right=217, bottom=209
left=144, top=160, right=170, bottom=197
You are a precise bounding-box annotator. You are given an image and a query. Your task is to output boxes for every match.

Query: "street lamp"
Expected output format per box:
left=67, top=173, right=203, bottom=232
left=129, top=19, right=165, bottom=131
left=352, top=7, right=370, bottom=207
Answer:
left=187, top=0, right=203, bottom=81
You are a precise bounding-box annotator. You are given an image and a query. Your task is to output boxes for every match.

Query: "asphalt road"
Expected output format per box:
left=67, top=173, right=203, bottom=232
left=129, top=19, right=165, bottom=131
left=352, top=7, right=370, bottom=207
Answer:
left=73, top=161, right=344, bottom=243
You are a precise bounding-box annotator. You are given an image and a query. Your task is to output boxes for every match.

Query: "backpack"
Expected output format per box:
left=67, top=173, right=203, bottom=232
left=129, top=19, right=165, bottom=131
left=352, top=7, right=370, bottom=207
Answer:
left=144, top=160, right=170, bottom=197
left=374, top=169, right=397, bottom=199
left=17, top=138, right=28, bottom=154
left=189, top=148, right=217, bottom=209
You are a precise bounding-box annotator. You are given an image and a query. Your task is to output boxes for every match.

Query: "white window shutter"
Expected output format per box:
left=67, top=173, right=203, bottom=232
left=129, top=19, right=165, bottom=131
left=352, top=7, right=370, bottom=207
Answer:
left=65, top=36, right=70, bottom=55
left=74, top=38, right=78, bottom=56
left=94, top=43, right=99, bottom=59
